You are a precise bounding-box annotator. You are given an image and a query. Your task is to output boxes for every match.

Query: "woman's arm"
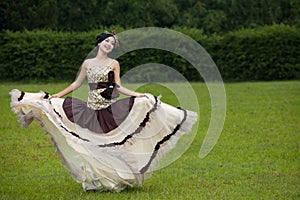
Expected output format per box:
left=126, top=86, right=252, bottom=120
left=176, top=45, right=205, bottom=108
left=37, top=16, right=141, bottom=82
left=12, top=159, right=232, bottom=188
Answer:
left=51, top=60, right=88, bottom=98
left=112, top=60, right=147, bottom=98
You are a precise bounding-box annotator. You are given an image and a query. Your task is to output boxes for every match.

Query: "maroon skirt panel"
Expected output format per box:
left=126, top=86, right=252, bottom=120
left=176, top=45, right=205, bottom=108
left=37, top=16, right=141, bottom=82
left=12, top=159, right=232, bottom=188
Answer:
left=62, top=97, right=135, bottom=133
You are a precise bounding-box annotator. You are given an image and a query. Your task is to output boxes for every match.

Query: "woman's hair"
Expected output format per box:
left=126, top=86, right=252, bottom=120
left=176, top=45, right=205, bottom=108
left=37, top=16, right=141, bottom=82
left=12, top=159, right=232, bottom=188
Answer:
left=95, top=33, right=114, bottom=46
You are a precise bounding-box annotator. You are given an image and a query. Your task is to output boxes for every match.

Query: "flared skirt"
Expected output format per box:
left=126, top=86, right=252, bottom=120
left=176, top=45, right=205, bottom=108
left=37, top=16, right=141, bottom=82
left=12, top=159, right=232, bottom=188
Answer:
left=10, top=89, right=198, bottom=192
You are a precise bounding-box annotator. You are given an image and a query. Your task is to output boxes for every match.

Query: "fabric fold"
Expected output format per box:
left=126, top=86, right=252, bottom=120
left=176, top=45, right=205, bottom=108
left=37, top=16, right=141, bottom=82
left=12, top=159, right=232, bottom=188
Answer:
left=10, top=89, right=198, bottom=192
left=62, top=96, right=135, bottom=133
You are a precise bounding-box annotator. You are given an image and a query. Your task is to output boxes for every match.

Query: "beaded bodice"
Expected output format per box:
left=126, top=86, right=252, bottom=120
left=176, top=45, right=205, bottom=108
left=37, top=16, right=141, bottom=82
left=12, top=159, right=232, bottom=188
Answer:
left=87, top=65, right=112, bottom=83
left=86, top=65, right=116, bottom=110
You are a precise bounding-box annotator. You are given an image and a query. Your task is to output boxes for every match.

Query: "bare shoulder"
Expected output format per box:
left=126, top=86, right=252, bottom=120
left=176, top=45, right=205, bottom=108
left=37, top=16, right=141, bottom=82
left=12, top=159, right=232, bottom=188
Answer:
left=84, top=58, right=93, bottom=64
left=81, top=59, right=92, bottom=69
left=110, top=59, right=120, bottom=70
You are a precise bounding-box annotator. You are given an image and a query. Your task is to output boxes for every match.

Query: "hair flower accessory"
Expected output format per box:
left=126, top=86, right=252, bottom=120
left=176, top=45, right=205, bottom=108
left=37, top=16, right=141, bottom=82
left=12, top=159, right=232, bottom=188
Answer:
left=111, top=30, right=120, bottom=47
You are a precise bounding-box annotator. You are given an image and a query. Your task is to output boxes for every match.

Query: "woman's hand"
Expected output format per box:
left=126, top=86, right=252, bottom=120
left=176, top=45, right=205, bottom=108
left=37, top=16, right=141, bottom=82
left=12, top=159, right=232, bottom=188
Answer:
left=49, top=94, right=60, bottom=99
left=134, top=92, right=148, bottom=98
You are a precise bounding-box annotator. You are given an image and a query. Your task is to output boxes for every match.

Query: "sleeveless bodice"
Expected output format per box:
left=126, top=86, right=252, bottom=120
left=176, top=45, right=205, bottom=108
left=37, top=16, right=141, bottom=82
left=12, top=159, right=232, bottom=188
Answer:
left=86, top=65, right=116, bottom=110
left=86, top=65, right=112, bottom=83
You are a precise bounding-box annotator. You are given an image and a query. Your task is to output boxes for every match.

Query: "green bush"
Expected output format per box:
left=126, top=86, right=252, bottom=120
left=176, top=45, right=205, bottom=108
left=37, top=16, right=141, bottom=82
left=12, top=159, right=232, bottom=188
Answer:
left=211, top=24, right=300, bottom=81
left=0, top=25, right=299, bottom=82
left=0, top=30, right=96, bottom=81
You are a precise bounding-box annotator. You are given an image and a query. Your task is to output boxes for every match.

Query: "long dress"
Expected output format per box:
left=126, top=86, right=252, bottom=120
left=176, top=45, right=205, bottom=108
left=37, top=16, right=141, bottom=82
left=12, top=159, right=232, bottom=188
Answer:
left=10, top=64, right=198, bottom=192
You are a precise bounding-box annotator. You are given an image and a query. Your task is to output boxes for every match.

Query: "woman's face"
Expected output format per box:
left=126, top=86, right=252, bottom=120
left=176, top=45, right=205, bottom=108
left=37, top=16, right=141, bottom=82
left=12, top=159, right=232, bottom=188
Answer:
left=98, top=36, right=116, bottom=54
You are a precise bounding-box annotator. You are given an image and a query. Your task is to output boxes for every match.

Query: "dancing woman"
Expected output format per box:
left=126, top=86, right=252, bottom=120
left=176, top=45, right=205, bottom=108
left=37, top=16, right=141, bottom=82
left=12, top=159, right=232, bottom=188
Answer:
left=10, top=31, right=198, bottom=192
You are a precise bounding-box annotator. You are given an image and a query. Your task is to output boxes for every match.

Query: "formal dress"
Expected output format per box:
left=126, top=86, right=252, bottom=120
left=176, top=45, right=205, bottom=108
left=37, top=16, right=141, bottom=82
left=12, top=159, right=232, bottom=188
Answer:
left=10, top=63, right=198, bottom=192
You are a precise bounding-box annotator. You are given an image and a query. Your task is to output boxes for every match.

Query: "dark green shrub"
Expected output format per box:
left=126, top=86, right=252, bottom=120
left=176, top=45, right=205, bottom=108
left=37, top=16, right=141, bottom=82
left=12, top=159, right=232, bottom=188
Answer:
left=211, top=24, right=300, bottom=81
left=0, top=25, right=299, bottom=82
left=0, top=30, right=98, bottom=81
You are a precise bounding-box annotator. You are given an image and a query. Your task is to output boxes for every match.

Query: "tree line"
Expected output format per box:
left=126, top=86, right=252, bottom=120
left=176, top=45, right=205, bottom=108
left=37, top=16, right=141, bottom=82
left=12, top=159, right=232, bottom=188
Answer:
left=1, top=0, right=299, bottom=33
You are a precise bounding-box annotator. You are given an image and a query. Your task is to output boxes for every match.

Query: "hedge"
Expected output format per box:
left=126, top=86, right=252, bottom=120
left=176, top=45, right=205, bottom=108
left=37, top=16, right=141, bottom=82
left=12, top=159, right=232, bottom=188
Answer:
left=211, top=24, right=300, bottom=81
left=0, top=30, right=100, bottom=82
left=0, top=24, right=299, bottom=82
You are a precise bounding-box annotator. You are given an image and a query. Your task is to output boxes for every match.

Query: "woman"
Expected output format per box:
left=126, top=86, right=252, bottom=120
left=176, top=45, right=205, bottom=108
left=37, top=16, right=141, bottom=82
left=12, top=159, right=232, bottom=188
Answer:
left=10, top=31, right=198, bottom=192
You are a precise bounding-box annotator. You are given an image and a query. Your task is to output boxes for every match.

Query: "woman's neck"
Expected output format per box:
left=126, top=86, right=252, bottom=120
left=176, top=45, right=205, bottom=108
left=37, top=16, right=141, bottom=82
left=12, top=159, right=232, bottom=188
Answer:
left=96, top=51, right=108, bottom=60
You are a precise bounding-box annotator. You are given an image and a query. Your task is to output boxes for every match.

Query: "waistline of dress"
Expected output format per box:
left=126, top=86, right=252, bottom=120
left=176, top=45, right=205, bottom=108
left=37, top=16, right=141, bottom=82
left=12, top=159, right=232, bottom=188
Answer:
left=88, top=82, right=109, bottom=90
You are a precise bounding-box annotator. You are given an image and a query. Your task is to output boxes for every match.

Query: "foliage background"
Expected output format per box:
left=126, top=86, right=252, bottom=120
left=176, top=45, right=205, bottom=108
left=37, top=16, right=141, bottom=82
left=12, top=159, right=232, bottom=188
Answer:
left=0, top=25, right=299, bottom=82
left=1, top=0, right=300, bottom=82
left=1, top=0, right=300, bottom=33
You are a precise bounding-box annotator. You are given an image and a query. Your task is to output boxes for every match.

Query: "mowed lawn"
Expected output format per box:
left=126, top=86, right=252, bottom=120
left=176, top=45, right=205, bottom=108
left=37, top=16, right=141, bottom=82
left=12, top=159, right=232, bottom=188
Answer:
left=0, top=81, right=299, bottom=200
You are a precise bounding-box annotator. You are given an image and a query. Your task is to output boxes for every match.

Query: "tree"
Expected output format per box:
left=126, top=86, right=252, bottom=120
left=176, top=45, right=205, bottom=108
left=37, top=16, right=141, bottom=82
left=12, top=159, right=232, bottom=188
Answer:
left=57, top=0, right=98, bottom=31
left=0, top=0, right=58, bottom=31
left=0, top=0, right=299, bottom=32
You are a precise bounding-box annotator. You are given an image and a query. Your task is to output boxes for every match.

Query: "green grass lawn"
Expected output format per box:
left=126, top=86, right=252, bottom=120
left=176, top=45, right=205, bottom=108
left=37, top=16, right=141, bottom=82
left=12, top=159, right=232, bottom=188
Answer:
left=0, top=81, right=299, bottom=199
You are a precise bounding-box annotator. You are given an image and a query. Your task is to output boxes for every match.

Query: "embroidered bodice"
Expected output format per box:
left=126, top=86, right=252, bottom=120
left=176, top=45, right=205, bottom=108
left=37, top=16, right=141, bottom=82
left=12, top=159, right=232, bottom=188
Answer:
left=86, top=65, right=116, bottom=110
